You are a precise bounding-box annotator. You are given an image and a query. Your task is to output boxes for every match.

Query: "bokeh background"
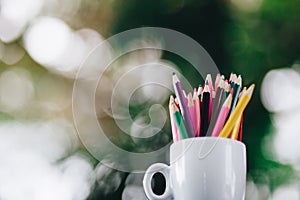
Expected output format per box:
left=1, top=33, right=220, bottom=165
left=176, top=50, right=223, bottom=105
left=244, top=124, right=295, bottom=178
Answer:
left=0, top=0, right=300, bottom=199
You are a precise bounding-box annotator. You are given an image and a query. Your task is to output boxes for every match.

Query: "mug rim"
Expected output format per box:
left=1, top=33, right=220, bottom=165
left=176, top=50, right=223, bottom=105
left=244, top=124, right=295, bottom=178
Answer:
left=170, top=137, right=246, bottom=164
left=171, top=137, right=245, bottom=148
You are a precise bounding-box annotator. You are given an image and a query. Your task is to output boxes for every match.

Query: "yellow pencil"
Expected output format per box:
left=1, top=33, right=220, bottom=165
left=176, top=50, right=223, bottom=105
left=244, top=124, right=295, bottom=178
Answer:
left=219, top=84, right=255, bottom=138
left=230, top=113, right=243, bottom=139
left=230, top=87, right=247, bottom=139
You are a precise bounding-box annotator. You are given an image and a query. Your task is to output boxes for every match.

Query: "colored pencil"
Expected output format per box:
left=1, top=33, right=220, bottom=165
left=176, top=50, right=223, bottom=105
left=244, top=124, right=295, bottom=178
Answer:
left=187, top=92, right=196, bottom=134
left=229, top=73, right=236, bottom=83
left=229, top=75, right=242, bottom=115
left=230, top=113, right=243, bottom=140
left=224, top=80, right=231, bottom=98
left=169, top=96, right=180, bottom=142
left=169, top=72, right=253, bottom=142
left=214, top=73, right=220, bottom=93
left=211, top=94, right=232, bottom=137
left=172, top=103, right=189, bottom=139
left=230, top=74, right=237, bottom=88
left=206, top=79, right=225, bottom=136
left=183, top=89, right=187, bottom=98
left=213, top=78, right=225, bottom=111
left=197, top=85, right=203, bottom=96
left=193, top=89, right=201, bottom=137
left=172, top=72, right=195, bottom=137
left=200, top=83, right=210, bottom=136
left=218, top=84, right=255, bottom=138
left=229, top=73, right=234, bottom=83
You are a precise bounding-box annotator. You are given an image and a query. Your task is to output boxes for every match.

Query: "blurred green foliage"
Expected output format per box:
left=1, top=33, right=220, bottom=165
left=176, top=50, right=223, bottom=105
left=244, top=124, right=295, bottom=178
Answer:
left=1, top=0, right=299, bottom=199
left=109, top=0, right=300, bottom=196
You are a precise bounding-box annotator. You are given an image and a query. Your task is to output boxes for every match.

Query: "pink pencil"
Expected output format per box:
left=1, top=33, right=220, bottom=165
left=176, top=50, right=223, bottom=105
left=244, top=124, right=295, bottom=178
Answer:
left=169, top=96, right=180, bottom=141
left=187, top=92, right=196, bottom=136
left=211, top=94, right=232, bottom=137
left=193, top=88, right=201, bottom=137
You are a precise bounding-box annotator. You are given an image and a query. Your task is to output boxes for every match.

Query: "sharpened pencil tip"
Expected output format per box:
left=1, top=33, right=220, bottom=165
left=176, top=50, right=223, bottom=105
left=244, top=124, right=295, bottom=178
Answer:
left=172, top=72, right=179, bottom=83
left=224, top=93, right=232, bottom=107
left=170, top=95, right=174, bottom=101
left=246, top=84, right=255, bottom=97
left=206, top=74, right=212, bottom=82
left=187, top=92, right=193, bottom=106
left=203, top=84, right=210, bottom=92
left=237, top=75, right=242, bottom=85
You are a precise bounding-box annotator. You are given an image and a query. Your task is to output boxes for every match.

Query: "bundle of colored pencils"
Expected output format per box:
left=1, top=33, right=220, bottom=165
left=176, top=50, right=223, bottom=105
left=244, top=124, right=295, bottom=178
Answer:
left=169, top=72, right=254, bottom=142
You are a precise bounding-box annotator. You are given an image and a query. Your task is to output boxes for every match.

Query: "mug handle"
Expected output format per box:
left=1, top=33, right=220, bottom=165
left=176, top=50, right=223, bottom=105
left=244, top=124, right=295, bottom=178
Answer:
left=143, top=163, right=173, bottom=200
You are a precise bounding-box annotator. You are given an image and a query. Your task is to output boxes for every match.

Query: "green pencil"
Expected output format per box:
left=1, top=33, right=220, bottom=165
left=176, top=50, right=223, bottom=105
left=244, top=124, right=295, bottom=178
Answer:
left=172, top=103, right=189, bottom=139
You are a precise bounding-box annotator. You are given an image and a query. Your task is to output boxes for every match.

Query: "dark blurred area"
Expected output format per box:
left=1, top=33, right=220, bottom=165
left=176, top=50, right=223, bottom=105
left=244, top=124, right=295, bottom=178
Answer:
left=0, top=0, right=299, bottom=199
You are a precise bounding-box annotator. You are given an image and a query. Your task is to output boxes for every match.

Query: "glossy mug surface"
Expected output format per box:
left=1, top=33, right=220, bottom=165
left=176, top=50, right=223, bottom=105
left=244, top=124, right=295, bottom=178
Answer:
left=143, top=137, right=246, bottom=200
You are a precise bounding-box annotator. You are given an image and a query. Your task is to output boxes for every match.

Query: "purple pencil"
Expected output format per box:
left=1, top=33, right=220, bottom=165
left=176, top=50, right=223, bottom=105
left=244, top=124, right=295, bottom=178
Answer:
left=172, top=73, right=195, bottom=137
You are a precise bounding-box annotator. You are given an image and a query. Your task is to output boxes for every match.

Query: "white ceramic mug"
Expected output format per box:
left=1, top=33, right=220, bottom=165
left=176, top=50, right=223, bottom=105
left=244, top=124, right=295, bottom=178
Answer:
left=143, top=137, right=246, bottom=200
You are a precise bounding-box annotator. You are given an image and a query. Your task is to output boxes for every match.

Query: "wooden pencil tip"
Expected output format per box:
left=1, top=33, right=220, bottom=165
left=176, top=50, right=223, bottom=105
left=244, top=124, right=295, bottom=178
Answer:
left=206, top=74, right=212, bottom=83
left=197, top=86, right=203, bottom=96
left=224, top=93, right=232, bottom=107
left=225, top=81, right=230, bottom=91
left=237, top=75, right=242, bottom=85
left=203, top=84, right=210, bottom=92
left=219, top=78, right=225, bottom=88
left=172, top=72, right=179, bottom=83
left=187, top=93, right=193, bottom=106
left=193, top=90, right=198, bottom=99
left=249, top=84, right=255, bottom=90
left=229, top=73, right=233, bottom=81
left=172, top=102, right=179, bottom=112
left=169, top=95, right=175, bottom=106
left=233, top=74, right=237, bottom=80
left=246, top=84, right=255, bottom=97
left=174, top=97, right=179, bottom=105
left=170, top=95, right=174, bottom=101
